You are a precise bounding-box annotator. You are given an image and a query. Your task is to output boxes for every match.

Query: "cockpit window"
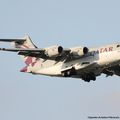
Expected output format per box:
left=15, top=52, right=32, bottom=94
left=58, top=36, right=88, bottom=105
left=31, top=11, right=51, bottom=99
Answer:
left=117, top=45, right=120, bottom=47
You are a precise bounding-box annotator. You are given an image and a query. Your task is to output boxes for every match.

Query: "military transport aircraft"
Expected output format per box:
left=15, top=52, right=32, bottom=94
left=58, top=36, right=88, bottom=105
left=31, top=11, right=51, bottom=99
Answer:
left=0, top=35, right=120, bottom=82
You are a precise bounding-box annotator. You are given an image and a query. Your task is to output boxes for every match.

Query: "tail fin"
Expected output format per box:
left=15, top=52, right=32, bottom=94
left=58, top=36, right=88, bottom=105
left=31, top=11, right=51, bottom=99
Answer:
left=0, top=35, right=38, bottom=73
left=11, top=35, right=38, bottom=68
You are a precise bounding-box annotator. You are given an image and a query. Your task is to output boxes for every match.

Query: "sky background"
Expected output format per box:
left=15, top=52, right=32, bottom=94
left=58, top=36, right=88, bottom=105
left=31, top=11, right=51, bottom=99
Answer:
left=0, top=0, right=120, bottom=120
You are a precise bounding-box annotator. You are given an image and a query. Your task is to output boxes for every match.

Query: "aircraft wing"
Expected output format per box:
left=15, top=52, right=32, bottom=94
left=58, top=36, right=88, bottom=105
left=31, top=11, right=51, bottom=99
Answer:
left=0, top=47, right=71, bottom=60
left=61, top=62, right=99, bottom=74
left=0, top=36, right=89, bottom=61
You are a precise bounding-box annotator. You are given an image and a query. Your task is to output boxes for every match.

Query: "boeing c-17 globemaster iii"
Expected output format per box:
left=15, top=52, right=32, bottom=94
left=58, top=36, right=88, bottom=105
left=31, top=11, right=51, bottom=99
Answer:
left=0, top=35, right=120, bottom=82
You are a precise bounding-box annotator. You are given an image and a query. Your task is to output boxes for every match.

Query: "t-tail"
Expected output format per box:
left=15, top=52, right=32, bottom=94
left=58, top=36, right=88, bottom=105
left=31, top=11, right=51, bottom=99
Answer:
left=11, top=35, right=37, bottom=49
left=0, top=35, right=38, bottom=72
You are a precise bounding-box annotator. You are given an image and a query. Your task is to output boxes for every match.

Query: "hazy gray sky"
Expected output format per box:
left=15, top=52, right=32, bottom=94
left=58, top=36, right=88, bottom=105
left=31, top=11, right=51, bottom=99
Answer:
left=0, top=0, right=120, bottom=120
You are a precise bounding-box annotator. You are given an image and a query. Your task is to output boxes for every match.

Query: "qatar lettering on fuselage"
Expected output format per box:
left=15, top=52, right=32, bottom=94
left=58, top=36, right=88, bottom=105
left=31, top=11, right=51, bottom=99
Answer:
left=90, top=47, right=113, bottom=56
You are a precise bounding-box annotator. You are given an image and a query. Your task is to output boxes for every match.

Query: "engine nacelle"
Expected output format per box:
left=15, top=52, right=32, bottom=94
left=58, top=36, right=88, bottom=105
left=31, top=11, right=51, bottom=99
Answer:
left=71, top=47, right=89, bottom=57
left=45, top=45, right=63, bottom=57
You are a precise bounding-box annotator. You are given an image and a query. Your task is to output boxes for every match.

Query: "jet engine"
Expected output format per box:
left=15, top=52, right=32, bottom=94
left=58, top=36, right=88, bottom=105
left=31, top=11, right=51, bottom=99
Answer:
left=71, top=47, right=89, bottom=57
left=45, top=45, right=63, bottom=57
